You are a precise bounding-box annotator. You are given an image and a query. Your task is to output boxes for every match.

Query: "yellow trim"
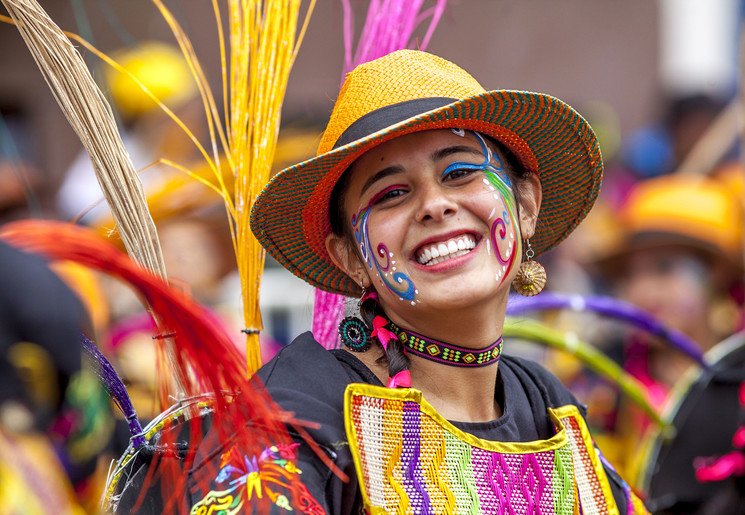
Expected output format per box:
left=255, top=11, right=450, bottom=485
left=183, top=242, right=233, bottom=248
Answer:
left=550, top=406, right=619, bottom=515
left=630, top=490, right=650, bottom=514
left=344, top=386, right=625, bottom=514
left=345, top=383, right=568, bottom=453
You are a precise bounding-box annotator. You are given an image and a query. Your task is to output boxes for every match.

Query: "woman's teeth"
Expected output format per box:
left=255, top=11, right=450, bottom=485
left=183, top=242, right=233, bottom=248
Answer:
left=417, top=236, right=476, bottom=265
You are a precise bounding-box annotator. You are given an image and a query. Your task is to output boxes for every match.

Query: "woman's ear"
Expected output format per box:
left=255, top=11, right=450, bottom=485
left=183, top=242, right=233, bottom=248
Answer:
left=518, top=172, right=542, bottom=239
left=325, top=233, right=370, bottom=288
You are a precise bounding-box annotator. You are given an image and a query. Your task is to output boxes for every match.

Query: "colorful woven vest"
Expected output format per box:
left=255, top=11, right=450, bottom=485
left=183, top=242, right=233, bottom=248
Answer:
left=345, top=384, right=642, bottom=515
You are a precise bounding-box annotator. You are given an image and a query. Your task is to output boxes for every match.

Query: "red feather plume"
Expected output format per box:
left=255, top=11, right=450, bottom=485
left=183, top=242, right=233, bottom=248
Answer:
left=0, top=220, right=345, bottom=512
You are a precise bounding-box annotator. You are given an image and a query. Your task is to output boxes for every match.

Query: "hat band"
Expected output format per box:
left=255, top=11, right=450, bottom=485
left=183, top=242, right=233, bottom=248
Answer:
left=332, top=97, right=456, bottom=150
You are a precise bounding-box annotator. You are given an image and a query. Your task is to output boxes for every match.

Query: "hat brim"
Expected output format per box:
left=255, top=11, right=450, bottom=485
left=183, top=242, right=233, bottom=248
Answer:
left=250, top=90, right=603, bottom=296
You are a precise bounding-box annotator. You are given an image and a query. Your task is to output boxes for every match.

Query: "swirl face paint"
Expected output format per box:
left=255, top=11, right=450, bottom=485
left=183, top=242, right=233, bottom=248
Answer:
left=352, top=193, right=418, bottom=304
left=444, top=130, right=521, bottom=285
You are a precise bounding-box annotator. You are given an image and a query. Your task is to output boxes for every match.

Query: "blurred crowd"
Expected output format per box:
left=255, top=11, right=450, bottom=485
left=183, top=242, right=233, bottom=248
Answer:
left=0, top=33, right=744, bottom=515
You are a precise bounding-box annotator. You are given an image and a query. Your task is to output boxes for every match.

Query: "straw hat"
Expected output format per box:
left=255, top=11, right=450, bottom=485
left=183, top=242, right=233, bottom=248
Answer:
left=614, top=174, right=743, bottom=271
left=250, top=50, right=603, bottom=296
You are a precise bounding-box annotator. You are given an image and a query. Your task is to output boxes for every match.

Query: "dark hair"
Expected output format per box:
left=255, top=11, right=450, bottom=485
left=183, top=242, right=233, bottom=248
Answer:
left=328, top=131, right=533, bottom=381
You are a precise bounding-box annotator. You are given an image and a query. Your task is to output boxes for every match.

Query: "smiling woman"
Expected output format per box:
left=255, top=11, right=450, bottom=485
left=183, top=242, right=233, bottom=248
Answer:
left=115, top=50, right=647, bottom=514
left=251, top=49, right=645, bottom=515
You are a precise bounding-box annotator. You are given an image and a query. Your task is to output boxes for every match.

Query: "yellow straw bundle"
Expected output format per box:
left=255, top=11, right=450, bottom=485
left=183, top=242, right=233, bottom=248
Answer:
left=3, top=0, right=315, bottom=379
left=147, top=0, right=315, bottom=374
left=228, top=0, right=316, bottom=374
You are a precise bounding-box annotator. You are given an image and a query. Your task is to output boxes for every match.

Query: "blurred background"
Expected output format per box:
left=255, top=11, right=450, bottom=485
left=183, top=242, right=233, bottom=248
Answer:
left=1, top=0, right=742, bottom=341
left=1, top=0, right=744, bottom=513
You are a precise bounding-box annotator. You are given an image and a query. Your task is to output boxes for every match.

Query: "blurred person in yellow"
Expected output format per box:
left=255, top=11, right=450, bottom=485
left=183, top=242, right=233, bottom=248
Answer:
left=583, top=172, right=744, bottom=503
left=604, top=173, right=743, bottom=399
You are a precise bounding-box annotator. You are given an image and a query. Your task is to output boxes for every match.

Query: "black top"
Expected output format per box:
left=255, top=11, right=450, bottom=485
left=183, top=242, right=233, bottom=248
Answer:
left=115, top=332, right=631, bottom=513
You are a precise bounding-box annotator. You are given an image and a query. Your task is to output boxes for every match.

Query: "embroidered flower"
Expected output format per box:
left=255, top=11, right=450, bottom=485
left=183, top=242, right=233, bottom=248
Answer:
left=192, top=443, right=322, bottom=514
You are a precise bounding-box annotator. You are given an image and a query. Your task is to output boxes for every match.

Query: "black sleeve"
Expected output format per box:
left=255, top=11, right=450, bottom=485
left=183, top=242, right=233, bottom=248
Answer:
left=112, top=334, right=362, bottom=515
left=254, top=333, right=364, bottom=515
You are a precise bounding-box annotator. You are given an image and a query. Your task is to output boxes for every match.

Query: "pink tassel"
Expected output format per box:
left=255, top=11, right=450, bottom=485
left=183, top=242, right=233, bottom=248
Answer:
left=371, top=315, right=396, bottom=351
left=733, top=426, right=745, bottom=449
left=386, top=370, right=411, bottom=389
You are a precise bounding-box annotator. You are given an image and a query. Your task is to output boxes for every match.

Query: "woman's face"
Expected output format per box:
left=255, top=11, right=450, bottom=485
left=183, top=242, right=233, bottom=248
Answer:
left=329, top=129, right=539, bottom=319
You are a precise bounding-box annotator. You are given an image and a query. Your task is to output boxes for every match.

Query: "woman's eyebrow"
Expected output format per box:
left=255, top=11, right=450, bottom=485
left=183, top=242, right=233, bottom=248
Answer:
left=360, top=165, right=404, bottom=197
left=359, top=145, right=481, bottom=197
left=432, top=145, right=482, bottom=161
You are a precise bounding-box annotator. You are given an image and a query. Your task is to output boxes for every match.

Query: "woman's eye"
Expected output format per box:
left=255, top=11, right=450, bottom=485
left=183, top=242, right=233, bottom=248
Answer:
left=442, top=165, right=479, bottom=182
left=369, top=184, right=407, bottom=205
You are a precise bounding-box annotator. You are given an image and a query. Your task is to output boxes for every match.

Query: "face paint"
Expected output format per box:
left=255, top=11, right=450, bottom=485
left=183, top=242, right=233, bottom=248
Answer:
left=352, top=198, right=417, bottom=303
left=443, top=130, right=521, bottom=285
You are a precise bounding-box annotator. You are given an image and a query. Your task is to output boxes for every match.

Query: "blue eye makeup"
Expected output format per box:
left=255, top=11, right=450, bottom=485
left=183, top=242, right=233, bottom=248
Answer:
left=441, top=132, right=512, bottom=189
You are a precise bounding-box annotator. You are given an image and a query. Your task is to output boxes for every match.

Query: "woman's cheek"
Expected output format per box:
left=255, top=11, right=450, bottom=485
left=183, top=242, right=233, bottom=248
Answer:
left=354, top=209, right=418, bottom=305
left=479, top=178, right=521, bottom=286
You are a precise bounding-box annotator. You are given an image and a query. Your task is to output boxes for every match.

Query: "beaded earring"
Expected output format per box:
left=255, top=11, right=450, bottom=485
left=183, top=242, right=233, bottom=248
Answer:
left=338, top=285, right=372, bottom=352
left=512, top=240, right=546, bottom=296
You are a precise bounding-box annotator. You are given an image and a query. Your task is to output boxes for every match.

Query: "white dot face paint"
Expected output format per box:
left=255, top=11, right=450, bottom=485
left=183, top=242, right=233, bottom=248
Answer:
left=437, top=129, right=521, bottom=287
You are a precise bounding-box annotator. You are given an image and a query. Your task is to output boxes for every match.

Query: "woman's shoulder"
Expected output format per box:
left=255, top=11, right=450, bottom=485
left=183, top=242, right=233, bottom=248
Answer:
left=500, top=353, right=585, bottom=414
left=255, top=332, right=381, bottom=418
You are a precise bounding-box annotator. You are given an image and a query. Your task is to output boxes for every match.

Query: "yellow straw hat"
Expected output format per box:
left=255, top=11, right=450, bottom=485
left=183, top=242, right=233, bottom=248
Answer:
left=250, top=50, right=603, bottom=296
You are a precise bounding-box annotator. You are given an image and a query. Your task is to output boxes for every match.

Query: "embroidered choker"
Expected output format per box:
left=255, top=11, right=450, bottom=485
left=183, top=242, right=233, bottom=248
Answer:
left=387, top=322, right=503, bottom=367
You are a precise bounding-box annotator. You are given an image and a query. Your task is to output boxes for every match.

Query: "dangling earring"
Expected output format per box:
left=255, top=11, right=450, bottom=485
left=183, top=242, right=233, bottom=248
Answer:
left=338, top=285, right=372, bottom=352
left=512, top=240, right=546, bottom=296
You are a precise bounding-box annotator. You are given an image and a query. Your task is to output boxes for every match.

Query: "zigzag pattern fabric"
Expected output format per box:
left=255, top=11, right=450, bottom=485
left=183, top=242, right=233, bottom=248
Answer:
left=345, top=384, right=621, bottom=515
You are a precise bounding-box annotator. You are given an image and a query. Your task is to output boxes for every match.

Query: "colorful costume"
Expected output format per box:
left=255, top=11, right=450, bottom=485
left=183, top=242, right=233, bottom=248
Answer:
left=110, top=334, right=646, bottom=514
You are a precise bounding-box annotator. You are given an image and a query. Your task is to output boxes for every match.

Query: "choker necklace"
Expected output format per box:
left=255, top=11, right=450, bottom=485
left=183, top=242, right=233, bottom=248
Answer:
left=387, top=321, right=503, bottom=367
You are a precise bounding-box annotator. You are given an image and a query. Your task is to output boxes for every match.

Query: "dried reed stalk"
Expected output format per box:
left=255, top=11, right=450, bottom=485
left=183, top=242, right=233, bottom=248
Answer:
left=1, top=0, right=188, bottom=396
left=1, top=0, right=165, bottom=276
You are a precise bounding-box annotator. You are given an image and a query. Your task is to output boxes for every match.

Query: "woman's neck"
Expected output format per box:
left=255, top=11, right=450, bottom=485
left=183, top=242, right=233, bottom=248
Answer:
left=387, top=302, right=506, bottom=350
left=410, top=357, right=502, bottom=423
left=385, top=306, right=506, bottom=423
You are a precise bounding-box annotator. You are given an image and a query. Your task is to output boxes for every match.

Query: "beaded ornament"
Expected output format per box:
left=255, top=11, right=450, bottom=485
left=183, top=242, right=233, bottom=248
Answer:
left=387, top=321, right=503, bottom=367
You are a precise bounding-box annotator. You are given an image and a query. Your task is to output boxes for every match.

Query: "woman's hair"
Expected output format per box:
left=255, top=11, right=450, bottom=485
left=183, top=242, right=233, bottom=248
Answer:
left=328, top=131, right=533, bottom=380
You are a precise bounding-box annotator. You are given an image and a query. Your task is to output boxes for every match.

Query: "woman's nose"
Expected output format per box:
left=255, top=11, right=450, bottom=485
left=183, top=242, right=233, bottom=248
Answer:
left=414, top=183, right=458, bottom=223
